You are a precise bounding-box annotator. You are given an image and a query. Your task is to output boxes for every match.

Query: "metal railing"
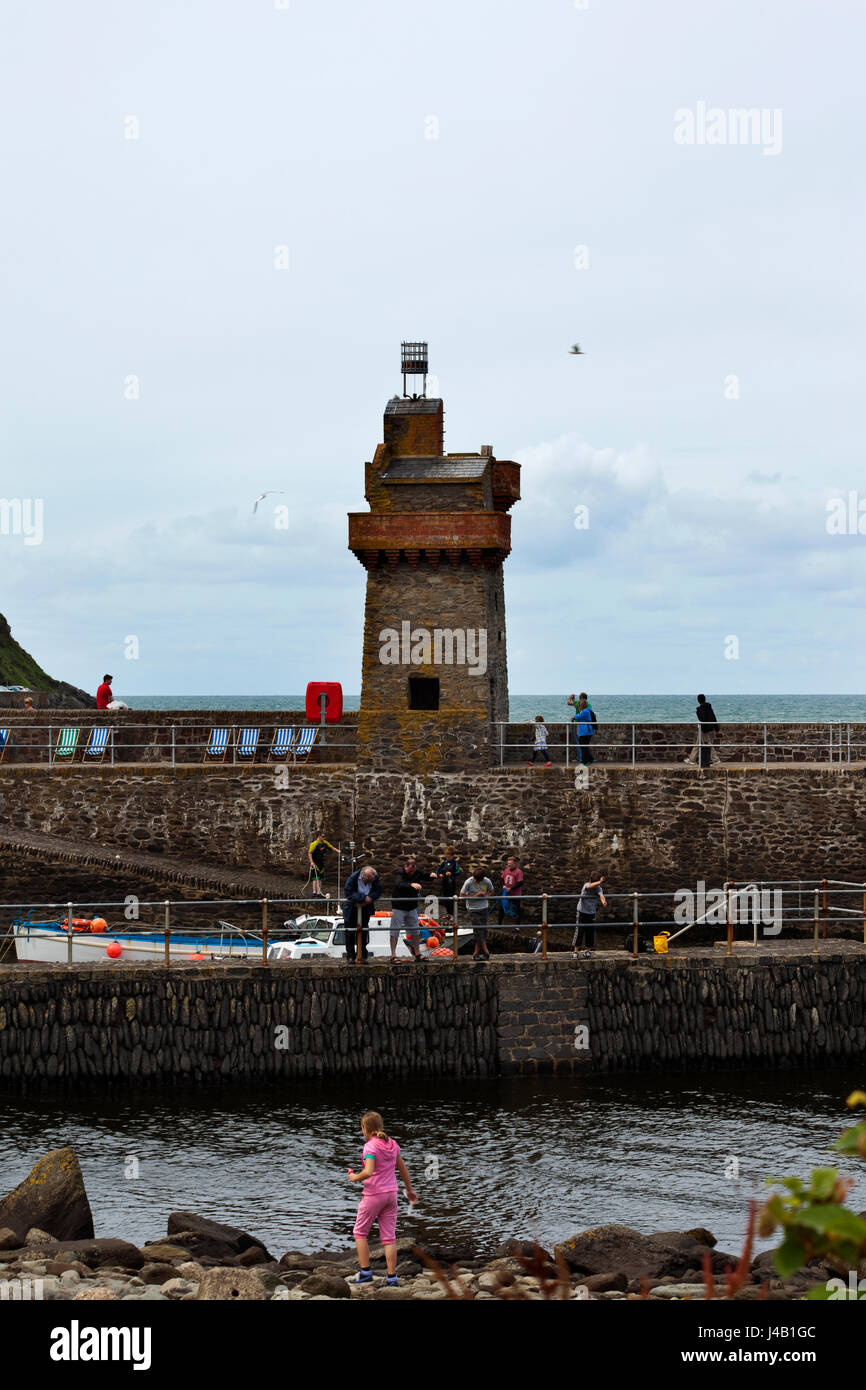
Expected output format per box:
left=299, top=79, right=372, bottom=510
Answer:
left=0, top=723, right=358, bottom=768
left=2, top=880, right=864, bottom=969
left=495, top=721, right=866, bottom=767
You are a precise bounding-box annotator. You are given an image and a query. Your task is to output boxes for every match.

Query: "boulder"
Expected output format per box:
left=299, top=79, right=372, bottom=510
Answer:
left=25, top=1228, right=58, bottom=1250
left=140, top=1263, right=181, bottom=1286
left=140, top=1242, right=198, bottom=1263
left=231, top=1245, right=270, bottom=1268
left=166, top=1212, right=274, bottom=1263
left=56, top=1239, right=144, bottom=1271
left=0, top=1148, right=94, bottom=1244
left=279, top=1253, right=320, bottom=1272
left=554, top=1225, right=736, bottom=1281
left=580, top=1271, right=629, bottom=1293
left=685, top=1227, right=717, bottom=1248
left=0, top=1229, right=19, bottom=1251
left=195, top=1267, right=267, bottom=1301
left=493, top=1239, right=555, bottom=1264
left=299, top=1273, right=351, bottom=1299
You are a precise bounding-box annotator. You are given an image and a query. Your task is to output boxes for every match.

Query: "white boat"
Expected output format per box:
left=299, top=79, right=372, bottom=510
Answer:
left=11, top=911, right=472, bottom=965
left=267, top=912, right=473, bottom=961
left=12, top=913, right=265, bottom=964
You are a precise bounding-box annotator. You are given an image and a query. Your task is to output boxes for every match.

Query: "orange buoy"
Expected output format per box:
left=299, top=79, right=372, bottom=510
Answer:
left=90, top=917, right=108, bottom=933
left=106, top=942, right=122, bottom=959
left=189, top=953, right=206, bottom=961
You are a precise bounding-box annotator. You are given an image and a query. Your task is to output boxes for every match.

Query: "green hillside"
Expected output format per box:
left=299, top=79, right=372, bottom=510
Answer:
left=0, top=614, right=94, bottom=705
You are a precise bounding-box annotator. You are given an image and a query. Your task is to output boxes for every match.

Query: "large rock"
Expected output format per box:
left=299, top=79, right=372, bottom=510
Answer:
left=196, top=1267, right=267, bottom=1301
left=166, top=1212, right=274, bottom=1263
left=0, top=1229, right=19, bottom=1251
left=56, top=1239, right=145, bottom=1271
left=299, top=1273, right=351, bottom=1299
left=0, top=1149, right=93, bottom=1244
left=554, top=1225, right=736, bottom=1281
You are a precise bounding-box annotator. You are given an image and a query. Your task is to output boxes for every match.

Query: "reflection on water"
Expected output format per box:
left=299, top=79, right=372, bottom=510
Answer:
left=0, top=1070, right=862, bottom=1257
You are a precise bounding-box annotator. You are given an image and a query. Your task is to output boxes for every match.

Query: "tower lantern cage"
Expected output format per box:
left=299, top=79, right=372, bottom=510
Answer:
left=401, top=340, right=428, bottom=397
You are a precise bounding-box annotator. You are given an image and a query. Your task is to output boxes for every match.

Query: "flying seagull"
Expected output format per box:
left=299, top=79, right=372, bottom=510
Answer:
left=569, top=343, right=584, bottom=355
left=253, top=491, right=285, bottom=514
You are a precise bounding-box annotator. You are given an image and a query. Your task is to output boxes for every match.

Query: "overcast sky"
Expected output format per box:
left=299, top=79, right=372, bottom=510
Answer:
left=1, top=0, right=863, bottom=696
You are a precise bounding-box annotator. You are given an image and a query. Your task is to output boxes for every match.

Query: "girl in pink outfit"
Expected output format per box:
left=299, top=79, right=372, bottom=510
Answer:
left=348, top=1110, right=417, bottom=1284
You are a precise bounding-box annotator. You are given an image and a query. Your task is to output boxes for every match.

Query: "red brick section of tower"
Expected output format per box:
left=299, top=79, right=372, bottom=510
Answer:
left=348, top=343, right=520, bottom=771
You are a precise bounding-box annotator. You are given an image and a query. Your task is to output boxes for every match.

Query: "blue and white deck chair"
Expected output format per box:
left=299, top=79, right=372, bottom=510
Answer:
left=269, top=727, right=296, bottom=759
left=83, top=726, right=111, bottom=762
left=203, top=727, right=231, bottom=762
left=236, top=727, right=260, bottom=760
left=0, top=729, right=9, bottom=763
left=295, top=727, right=318, bottom=758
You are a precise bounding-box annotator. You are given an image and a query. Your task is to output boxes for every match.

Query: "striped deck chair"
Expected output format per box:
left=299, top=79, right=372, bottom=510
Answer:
left=269, top=727, right=296, bottom=759
left=203, top=727, right=231, bottom=762
left=55, top=727, right=79, bottom=759
left=295, top=727, right=318, bottom=758
left=83, top=726, right=111, bottom=762
left=236, top=727, right=260, bottom=760
left=0, top=729, right=9, bottom=763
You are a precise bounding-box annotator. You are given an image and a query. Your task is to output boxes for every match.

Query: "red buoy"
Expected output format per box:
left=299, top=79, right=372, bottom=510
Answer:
left=106, top=942, right=122, bottom=959
left=305, top=681, right=343, bottom=723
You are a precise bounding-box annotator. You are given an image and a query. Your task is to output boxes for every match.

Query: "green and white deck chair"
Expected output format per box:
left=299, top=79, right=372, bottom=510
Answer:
left=295, top=727, right=318, bottom=758
left=55, top=727, right=79, bottom=760
left=236, top=727, right=260, bottom=760
left=83, top=726, right=111, bottom=762
left=0, top=729, right=9, bottom=763
left=269, top=727, right=296, bottom=759
left=203, top=727, right=231, bottom=762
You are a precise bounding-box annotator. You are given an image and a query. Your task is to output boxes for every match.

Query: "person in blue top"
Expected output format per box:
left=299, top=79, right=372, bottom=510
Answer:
left=569, top=692, right=598, bottom=765
left=342, top=865, right=381, bottom=963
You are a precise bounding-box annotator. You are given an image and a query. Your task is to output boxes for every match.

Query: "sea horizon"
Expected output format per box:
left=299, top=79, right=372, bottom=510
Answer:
left=120, top=693, right=866, bottom=722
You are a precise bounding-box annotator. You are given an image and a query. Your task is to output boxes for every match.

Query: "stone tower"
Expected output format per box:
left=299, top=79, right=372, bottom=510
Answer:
left=348, top=344, right=520, bottom=771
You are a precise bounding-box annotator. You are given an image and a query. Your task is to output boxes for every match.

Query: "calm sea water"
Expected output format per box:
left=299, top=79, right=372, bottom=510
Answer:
left=1, top=1071, right=862, bottom=1258
left=123, top=694, right=866, bottom=722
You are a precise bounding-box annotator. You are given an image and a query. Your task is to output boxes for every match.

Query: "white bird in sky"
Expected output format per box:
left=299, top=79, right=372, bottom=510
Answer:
left=253, top=491, right=285, bottom=514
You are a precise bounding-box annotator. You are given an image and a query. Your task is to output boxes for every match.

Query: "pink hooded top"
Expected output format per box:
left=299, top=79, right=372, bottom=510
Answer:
left=361, top=1134, right=401, bottom=1196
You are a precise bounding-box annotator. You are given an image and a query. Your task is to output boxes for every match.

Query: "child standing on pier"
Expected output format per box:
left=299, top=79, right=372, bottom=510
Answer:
left=526, top=715, right=551, bottom=766
left=348, top=1111, right=417, bottom=1285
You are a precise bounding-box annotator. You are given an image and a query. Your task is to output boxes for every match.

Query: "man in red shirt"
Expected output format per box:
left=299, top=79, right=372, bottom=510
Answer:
left=96, top=675, right=114, bottom=710
left=498, top=856, right=525, bottom=927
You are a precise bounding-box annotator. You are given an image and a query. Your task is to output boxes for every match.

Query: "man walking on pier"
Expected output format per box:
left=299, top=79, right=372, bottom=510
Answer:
left=342, top=865, right=381, bottom=963
left=460, top=867, right=495, bottom=961
left=684, top=694, right=721, bottom=768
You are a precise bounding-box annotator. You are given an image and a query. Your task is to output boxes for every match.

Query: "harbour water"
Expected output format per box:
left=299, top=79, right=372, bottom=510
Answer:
left=122, top=694, right=866, bottom=723
left=1, top=1070, right=862, bottom=1258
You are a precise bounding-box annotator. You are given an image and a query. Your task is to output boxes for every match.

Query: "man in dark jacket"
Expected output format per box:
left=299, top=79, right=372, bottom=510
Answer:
left=390, top=856, right=425, bottom=962
left=695, top=694, right=720, bottom=768
left=342, top=865, right=381, bottom=963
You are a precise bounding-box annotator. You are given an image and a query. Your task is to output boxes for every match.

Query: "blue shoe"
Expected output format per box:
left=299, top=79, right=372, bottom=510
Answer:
left=355, top=1269, right=373, bottom=1283
left=385, top=1275, right=399, bottom=1286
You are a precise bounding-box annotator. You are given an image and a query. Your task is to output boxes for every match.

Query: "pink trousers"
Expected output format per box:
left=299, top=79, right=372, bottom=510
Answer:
left=353, top=1190, right=398, bottom=1244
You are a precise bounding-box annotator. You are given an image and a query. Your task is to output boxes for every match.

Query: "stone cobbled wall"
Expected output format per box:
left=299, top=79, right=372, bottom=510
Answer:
left=0, top=954, right=863, bottom=1086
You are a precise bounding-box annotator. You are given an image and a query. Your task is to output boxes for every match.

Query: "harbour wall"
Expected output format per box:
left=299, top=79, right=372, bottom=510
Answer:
left=1, top=765, right=864, bottom=904
left=0, top=952, right=864, bottom=1085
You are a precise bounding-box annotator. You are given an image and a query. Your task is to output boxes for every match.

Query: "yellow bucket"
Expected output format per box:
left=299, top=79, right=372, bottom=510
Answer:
left=653, top=931, right=670, bottom=954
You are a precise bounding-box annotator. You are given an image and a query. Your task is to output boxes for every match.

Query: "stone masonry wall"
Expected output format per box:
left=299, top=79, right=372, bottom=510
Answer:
left=0, top=953, right=863, bottom=1086
left=0, top=768, right=355, bottom=871
left=2, top=765, right=865, bottom=910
